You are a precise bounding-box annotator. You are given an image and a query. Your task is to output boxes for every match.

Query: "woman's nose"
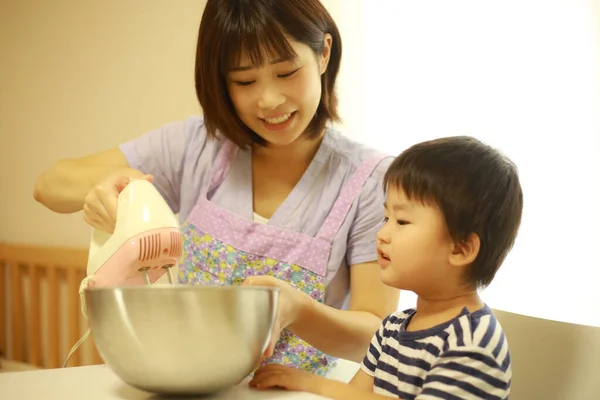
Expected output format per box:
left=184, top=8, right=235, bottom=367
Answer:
left=258, top=84, right=285, bottom=110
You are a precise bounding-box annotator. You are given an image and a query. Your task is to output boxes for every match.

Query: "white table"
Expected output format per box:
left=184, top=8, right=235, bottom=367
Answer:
left=0, top=364, right=331, bottom=399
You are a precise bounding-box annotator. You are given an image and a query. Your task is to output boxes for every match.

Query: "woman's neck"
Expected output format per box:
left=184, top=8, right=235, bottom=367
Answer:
left=252, top=132, right=325, bottom=166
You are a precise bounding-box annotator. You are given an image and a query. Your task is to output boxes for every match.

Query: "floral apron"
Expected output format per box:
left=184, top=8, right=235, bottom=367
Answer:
left=178, top=139, right=386, bottom=376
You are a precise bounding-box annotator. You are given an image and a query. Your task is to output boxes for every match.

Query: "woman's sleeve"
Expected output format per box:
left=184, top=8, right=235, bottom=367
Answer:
left=118, top=116, right=208, bottom=214
left=345, top=157, right=393, bottom=266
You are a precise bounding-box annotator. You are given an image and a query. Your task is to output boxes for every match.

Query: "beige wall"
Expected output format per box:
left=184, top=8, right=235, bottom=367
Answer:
left=1, top=0, right=207, bottom=247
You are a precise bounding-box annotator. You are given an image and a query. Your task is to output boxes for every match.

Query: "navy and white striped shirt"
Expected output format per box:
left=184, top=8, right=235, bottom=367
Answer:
left=361, top=305, right=511, bottom=399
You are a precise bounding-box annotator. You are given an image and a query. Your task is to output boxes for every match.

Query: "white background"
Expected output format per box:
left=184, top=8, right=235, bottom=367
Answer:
left=323, top=0, right=600, bottom=327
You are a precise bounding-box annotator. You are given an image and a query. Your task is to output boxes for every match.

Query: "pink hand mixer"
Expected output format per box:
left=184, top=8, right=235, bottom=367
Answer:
left=62, top=179, right=183, bottom=367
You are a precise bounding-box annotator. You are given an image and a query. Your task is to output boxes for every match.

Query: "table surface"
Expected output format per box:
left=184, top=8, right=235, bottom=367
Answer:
left=0, top=364, right=330, bottom=400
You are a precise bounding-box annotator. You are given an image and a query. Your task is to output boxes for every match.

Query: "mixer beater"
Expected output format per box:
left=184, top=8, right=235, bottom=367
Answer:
left=140, top=264, right=177, bottom=285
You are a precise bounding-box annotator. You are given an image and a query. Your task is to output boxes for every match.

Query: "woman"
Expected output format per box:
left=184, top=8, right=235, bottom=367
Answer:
left=33, top=0, right=400, bottom=377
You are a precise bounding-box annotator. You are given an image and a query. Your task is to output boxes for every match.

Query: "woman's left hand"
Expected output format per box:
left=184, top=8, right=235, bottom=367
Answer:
left=242, top=275, right=307, bottom=360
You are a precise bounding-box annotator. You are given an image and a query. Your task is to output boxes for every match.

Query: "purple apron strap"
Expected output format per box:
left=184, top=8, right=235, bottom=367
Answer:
left=207, top=139, right=239, bottom=197
left=207, top=139, right=390, bottom=244
left=317, top=154, right=391, bottom=242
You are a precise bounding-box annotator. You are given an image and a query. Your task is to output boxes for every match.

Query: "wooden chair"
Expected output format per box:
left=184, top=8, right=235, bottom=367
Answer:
left=0, top=242, right=103, bottom=370
left=493, top=308, right=600, bottom=399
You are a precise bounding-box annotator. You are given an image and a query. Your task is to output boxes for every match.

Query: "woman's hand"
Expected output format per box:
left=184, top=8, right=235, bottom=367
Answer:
left=242, top=275, right=308, bottom=360
left=83, top=168, right=153, bottom=233
left=249, top=363, right=326, bottom=393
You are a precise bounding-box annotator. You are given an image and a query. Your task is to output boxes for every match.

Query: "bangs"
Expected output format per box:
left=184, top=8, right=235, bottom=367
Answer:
left=219, top=14, right=297, bottom=73
left=383, top=157, right=439, bottom=206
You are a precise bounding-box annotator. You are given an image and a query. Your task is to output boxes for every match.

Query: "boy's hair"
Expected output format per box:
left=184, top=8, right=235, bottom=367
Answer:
left=383, top=136, right=523, bottom=288
left=195, top=0, right=342, bottom=148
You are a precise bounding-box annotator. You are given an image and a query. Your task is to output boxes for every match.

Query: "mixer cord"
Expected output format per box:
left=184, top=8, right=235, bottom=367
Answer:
left=62, top=329, right=91, bottom=368
left=61, top=277, right=93, bottom=368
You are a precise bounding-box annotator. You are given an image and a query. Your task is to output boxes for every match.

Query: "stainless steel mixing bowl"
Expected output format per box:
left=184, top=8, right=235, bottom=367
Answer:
left=83, top=284, right=279, bottom=395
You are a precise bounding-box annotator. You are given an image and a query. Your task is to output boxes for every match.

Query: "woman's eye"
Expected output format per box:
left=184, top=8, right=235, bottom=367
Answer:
left=233, top=80, right=254, bottom=87
left=397, top=220, right=409, bottom=226
left=382, top=217, right=389, bottom=223
left=278, top=68, right=300, bottom=78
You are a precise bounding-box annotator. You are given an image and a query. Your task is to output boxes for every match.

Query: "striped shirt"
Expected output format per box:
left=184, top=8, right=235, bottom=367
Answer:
left=361, top=305, right=511, bottom=399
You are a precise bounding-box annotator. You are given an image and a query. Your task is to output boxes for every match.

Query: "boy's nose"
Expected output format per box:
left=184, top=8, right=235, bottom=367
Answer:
left=376, top=224, right=391, bottom=244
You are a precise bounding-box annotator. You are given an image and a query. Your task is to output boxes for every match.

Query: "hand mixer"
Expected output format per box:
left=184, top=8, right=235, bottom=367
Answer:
left=62, top=179, right=183, bottom=368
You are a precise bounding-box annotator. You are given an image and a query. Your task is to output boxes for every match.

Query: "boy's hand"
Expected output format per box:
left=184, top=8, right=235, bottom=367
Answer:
left=250, top=364, right=390, bottom=400
left=242, top=275, right=307, bottom=361
left=249, top=364, right=326, bottom=394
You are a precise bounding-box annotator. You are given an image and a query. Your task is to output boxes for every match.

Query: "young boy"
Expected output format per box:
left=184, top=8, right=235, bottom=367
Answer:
left=249, top=136, right=523, bottom=399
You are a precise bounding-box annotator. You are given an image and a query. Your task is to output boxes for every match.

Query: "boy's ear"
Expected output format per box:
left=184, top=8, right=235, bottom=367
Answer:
left=448, top=233, right=480, bottom=268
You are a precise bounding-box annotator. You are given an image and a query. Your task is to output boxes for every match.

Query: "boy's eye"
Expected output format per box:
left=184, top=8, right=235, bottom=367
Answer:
left=397, top=220, right=409, bottom=226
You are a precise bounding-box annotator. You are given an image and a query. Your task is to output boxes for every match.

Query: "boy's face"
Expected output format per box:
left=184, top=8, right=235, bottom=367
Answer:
left=376, top=187, right=453, bottom=292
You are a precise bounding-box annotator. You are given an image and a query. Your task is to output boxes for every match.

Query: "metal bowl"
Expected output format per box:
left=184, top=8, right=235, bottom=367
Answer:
left=83, top=284, right=279, bottom=395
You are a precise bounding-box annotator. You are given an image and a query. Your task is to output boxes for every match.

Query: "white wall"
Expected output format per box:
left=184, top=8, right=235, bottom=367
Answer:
left=325, top=0, right=600, bottom=327
left=0, top=0, right=205, bottom=247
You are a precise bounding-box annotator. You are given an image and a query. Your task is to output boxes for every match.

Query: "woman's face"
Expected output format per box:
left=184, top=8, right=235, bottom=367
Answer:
left=226, top=36, right=331, bottom=148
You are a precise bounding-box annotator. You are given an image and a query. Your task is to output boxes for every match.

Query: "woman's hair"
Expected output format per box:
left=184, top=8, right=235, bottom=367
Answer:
left=195, top=0, right=342, bottom=147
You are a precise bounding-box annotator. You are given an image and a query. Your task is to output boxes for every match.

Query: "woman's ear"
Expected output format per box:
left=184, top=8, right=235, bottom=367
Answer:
left=320, top=33, right=333, bottom=74
left=448, top=233, right=480, bottom=268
